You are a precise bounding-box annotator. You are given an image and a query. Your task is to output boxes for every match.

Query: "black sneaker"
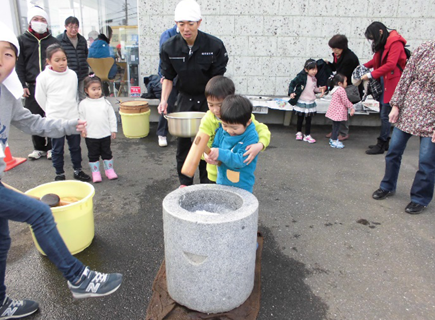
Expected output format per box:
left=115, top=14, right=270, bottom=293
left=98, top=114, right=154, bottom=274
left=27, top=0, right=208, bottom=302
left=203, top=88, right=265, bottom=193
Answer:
left=73, top=170, right=91, bottom=182
left=372, top=188, right=395, bottom=200
left=67, top=267, right=122, bottom=299
left=0, top=296, right=39, bottom=319
left=55, top=174, right=66, bottom=181
left=405, top=201, right=426, bottom=214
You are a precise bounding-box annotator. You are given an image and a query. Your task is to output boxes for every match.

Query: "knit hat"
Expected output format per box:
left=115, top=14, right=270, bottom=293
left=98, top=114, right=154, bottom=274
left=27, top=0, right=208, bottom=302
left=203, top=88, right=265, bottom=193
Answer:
left=0, top=21, right=19, bottom=56
left=0, top=21, right=23, bottom=99
left=174, top=0, right=202, bottom=22
left=27, top=6, right=49, bottom=25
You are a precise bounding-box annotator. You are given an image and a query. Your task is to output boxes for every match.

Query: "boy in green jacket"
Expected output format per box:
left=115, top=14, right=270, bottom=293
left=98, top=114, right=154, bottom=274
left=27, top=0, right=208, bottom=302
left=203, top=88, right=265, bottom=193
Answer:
left=200, top=76, right=271, bottom=182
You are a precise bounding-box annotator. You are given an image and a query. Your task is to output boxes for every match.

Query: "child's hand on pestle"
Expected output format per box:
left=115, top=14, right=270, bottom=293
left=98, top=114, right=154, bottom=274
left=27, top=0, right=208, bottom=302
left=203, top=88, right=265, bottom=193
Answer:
left=208, top=148, right=219, bottom=162
left=204, top=152, right=219, bottom=165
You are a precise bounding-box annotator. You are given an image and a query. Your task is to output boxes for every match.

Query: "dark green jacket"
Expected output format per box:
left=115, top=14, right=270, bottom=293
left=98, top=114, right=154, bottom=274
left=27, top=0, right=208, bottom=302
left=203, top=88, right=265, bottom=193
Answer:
left=288, top=70, right=307, bottom=105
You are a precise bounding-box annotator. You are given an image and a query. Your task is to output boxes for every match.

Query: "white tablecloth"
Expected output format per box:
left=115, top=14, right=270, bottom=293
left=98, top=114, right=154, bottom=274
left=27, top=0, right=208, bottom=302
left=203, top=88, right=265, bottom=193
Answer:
left=246, top=95, right=379, bottom=115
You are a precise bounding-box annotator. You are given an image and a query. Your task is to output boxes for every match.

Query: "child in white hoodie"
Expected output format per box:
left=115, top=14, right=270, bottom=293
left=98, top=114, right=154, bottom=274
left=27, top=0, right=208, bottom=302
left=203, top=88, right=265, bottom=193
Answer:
left=35, top=43, right=90, bottom=181
left=79, top=75, right=118, bottom=182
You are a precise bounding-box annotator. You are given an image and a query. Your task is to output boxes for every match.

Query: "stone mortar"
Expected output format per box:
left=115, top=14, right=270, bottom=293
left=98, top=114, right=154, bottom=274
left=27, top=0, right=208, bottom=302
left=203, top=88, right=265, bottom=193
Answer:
left=163, top=184, right=259, bottom=313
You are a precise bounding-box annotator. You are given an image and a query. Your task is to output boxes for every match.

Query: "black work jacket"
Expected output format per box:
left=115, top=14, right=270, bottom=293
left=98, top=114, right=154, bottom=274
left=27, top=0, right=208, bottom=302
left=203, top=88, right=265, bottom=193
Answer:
left=16, top=31, right=59, bottom=87
left=57, top=31, right=89, bottom=81
left=160, top=30, right=228, bottom=98
left=329, top=48, right=360, bottom=84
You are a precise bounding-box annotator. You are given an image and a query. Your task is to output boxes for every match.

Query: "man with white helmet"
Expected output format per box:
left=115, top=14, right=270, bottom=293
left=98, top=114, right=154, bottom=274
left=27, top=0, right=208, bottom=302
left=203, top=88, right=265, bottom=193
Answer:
left=159, top=0, right=229, bottom=187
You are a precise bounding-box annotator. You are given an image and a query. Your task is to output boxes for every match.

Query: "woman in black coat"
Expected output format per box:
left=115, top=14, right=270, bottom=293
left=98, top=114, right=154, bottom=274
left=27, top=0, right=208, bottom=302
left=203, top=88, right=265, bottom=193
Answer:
left=325, top=34, right=361, bottom=140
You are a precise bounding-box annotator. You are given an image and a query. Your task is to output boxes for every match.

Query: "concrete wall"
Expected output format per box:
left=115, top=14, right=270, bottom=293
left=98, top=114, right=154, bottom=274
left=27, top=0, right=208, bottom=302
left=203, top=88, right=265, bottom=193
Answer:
left=138, top=0, right=434, bottom=96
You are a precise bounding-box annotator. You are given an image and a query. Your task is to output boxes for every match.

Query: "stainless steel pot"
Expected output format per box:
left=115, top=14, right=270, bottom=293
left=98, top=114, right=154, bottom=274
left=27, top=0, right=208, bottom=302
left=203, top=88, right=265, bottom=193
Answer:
left=164, top=112, right=206, bottom=138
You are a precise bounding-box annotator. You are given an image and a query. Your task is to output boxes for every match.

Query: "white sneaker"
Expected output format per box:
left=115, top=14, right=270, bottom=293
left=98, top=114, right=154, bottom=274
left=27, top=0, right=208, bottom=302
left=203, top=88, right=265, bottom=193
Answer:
left=47, top=150, right=52, bottom=160
left=303, top=135, right=316, bottom=144
left=28, top=150, right=46, bottom=160
left=158, top=136, right=168, bottom=147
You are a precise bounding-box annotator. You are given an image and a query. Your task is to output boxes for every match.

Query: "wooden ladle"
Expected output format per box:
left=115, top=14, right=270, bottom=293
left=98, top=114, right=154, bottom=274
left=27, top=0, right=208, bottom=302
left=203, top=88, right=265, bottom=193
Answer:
left=3, top=182, right=68, bottom=207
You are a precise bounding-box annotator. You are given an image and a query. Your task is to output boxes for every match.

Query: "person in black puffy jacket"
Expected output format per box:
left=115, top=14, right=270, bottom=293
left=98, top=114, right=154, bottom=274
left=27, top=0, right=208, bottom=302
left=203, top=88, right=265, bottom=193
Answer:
left=57, top=16, right=89, bottom=101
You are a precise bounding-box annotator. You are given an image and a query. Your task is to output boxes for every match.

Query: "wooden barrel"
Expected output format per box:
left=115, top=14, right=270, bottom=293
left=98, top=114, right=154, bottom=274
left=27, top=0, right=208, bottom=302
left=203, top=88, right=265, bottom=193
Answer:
left=119, top=101, right=150, bottom=114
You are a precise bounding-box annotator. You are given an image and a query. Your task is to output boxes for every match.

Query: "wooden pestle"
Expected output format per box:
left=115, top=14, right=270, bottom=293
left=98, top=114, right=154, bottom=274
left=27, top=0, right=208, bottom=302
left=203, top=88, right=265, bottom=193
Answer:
left=181, top=131, right=210, bottom=178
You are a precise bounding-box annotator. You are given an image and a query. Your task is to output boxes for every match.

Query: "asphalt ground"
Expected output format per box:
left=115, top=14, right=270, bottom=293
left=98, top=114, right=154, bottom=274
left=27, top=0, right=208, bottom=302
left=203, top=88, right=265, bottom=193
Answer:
left=3, top=122, right=435, bottom=320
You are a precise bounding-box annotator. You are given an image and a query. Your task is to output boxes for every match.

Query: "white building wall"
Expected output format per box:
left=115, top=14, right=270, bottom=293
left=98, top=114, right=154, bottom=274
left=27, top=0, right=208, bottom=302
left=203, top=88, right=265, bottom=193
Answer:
left=138, top=0, right=435, bottom=96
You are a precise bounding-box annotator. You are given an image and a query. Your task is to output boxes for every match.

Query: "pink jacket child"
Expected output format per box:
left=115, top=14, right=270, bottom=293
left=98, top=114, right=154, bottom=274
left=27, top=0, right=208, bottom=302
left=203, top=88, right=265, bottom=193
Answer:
left=325, top=86, right=354, bottom=122
left=325, top=84, right=355, bottom=149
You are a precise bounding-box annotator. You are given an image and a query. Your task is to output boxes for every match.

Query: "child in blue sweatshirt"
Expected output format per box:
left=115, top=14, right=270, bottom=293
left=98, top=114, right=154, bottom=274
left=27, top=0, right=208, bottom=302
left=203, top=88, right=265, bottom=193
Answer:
left=207, top=95, right=259, bottom=193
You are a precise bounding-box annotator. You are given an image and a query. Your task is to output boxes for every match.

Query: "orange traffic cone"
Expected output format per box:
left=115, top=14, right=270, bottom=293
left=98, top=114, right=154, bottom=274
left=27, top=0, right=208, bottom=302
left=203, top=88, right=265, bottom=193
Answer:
left=4, top=143, right=26, bottom=172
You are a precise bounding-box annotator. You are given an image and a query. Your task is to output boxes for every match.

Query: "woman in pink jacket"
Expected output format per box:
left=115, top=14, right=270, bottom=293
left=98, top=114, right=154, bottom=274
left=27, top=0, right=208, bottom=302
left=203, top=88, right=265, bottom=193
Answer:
left=361, top=21, right=407, bottom=155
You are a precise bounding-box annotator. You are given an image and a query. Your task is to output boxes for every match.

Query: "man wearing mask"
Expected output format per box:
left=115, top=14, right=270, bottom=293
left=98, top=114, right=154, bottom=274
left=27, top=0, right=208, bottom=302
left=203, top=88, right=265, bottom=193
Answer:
left=16, top=6, right=59, bottom=160
left=57, top=16, right=89, bottom=101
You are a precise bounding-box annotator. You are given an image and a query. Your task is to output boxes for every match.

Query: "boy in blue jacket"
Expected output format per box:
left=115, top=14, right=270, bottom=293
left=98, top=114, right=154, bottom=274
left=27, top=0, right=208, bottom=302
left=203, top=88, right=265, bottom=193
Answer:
left=208, top=95, right=259, bottom=193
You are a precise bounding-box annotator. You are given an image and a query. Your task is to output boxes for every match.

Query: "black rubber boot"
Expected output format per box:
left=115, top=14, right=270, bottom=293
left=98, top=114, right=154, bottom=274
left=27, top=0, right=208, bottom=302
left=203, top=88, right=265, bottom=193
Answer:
left=368, top=137, right=390, bottom=151
left=368, top=137, right=381, bottom=149
left=366, top=138, right=385, bottom=155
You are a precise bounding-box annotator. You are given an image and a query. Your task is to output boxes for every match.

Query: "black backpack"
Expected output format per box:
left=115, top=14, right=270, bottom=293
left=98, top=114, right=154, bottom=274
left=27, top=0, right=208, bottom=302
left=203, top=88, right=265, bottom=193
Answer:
left=397, top=45, right=411, bottom=72
left=141, top=75, right=162, bottom=99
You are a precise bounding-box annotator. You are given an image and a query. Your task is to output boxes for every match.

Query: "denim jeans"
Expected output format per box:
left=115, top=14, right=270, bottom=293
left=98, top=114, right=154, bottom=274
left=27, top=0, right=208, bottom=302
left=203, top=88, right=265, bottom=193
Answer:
left=380, top=127, right=435, bottom=206
left=0, top=182, right=84, bottom=301
left=379, top=102, right=392, bottom=142
left=378, top=77, right=392, bottom=142
left=51, top=135, right=82, bottom=175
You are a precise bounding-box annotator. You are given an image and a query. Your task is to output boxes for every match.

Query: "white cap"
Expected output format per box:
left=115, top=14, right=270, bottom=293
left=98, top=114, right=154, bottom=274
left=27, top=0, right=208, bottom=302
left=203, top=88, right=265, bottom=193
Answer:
left=0, top=21, right=19, bottom=56
left=27, top=6, right=49, bottom=25
left=174, top=0, right=202, bottom=22
left=0, top=21, right=23, bottom=99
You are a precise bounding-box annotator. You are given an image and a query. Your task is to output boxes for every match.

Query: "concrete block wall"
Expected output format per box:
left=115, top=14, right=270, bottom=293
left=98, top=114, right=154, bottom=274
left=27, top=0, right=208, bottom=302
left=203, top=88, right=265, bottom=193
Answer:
left=138, top=0, right=434, bottom=96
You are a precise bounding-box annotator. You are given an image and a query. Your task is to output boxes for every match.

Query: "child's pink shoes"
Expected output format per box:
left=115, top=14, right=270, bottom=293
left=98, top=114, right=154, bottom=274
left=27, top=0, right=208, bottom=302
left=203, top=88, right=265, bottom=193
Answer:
left=303, top=135, right=316, bottom=143
left=103, top=159, right=118, bottom=180
left=89, top=159, right=118, bottom=182
left=89, top=162, right=102, bottom=183
left=296, top=132, right=303, bottom=140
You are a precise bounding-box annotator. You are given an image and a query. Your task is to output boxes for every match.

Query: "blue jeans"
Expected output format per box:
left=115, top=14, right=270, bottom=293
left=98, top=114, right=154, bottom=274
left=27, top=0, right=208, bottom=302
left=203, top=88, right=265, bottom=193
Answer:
left=379, top=102, right=392, bottom=142
left=380, top=127, right=435, bottom=206
left=0, top=182, right=84, bottom=301
left=378, top=77, right=392, bottom=142
left=51, top=135, right=82, bottom=175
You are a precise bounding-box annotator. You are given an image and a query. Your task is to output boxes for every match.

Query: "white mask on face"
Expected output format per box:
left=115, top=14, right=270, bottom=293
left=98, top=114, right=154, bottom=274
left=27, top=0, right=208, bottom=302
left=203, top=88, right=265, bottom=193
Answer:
left=31, top=21, right=48, bottom=34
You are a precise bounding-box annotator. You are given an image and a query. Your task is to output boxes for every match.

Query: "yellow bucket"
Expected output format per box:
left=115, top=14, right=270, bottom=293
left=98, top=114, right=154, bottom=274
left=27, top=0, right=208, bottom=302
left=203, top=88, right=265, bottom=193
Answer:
left=120, top=109, right=150, bottom=138
left=25, top=181, right=95, bottom=255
